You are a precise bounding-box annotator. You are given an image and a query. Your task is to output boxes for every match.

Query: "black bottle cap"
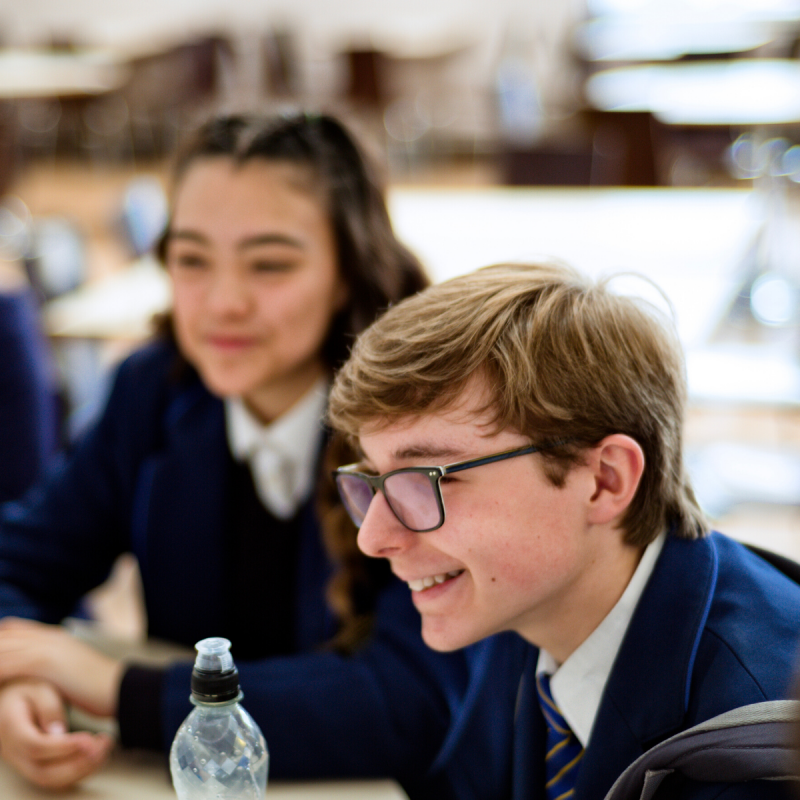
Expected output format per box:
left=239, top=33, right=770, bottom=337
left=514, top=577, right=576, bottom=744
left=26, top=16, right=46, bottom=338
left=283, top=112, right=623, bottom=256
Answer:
left=191, top=664, right=241, bottom=704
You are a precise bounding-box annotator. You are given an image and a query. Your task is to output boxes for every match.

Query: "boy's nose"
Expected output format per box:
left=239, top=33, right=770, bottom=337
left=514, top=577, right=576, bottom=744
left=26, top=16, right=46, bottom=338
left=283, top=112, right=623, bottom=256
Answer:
left=356, top=491, right=414, bottom=559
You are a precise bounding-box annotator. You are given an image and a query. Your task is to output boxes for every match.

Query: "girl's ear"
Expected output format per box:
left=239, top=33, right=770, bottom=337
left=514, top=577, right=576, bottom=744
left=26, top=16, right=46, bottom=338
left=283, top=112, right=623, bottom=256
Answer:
left=585, top=434, right=645, bottom=526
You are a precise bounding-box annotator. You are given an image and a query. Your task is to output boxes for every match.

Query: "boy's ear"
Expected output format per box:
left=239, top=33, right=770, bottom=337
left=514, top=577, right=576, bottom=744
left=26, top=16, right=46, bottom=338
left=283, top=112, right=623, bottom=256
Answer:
left=585, top=434, right=645, bottom=526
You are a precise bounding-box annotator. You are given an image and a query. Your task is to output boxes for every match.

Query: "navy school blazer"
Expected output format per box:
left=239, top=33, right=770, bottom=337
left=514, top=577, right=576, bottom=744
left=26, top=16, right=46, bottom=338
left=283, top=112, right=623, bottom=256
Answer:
left=425, top=532, right=800, bottom=799
left=0, top=340, right=478, bottom=796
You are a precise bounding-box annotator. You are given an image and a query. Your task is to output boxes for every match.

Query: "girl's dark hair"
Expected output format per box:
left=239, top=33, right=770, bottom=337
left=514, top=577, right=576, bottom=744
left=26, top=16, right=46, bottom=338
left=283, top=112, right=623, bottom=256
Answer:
left=158, top=112, right=428, bottom=369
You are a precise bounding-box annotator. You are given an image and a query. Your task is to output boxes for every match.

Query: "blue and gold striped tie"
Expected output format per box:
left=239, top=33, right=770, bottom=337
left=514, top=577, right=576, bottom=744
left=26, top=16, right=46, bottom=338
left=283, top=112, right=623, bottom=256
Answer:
left=536, top=672, right=584, bottom=800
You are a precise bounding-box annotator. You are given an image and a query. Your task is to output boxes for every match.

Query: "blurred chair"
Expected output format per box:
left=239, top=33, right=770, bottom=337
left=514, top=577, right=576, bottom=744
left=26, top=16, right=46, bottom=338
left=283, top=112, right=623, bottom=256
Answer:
left=263, top=28, right=300, bottom=99
left=24, top=213, right=109, bottom=441
left=80, top=92, right=134, bottom=165
left=15, top=98, right=62, bottom=166
left=0, top=101, right=17, bottom=196
left=499, top=111, right=647, bottom=186
left=120, top=35, right=235, bottom=159
left=346, top=49, right=388, bottom=110
left=115, top=176, right=168, bottom=258
left=26, top=215, right=86, bottom=301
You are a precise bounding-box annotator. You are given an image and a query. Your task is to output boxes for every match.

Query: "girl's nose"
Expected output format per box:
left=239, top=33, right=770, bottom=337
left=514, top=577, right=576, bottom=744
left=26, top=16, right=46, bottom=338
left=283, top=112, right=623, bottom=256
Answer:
left=208, top=268, right=251, bottom=315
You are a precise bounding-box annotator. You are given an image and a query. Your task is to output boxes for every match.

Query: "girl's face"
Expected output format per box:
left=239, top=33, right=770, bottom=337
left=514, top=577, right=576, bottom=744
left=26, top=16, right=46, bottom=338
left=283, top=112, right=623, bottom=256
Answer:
left=165, top=157, right=347, bottom=422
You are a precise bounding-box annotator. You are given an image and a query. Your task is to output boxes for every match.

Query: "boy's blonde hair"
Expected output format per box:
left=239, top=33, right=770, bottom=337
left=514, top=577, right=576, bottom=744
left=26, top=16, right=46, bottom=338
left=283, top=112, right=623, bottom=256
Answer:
left=328, top=262, right=708, bottom=546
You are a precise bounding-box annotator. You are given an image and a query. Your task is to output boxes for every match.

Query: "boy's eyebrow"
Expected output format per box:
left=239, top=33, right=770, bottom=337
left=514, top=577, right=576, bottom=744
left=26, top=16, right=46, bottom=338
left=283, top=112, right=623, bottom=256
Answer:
left=393, top=444, right=467, bottom=463
left=355, top=443, right=469, bottom=473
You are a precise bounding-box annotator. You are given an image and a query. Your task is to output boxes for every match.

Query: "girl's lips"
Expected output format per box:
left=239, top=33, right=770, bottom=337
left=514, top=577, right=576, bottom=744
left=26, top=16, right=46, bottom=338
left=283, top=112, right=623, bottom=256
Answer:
left=206, top=335, right=258, bottom=350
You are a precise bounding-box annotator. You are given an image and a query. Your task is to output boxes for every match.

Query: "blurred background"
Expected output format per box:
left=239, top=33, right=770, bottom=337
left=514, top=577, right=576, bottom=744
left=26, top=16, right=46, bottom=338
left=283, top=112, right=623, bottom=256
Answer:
left=2, top=0, right=800, bottom=631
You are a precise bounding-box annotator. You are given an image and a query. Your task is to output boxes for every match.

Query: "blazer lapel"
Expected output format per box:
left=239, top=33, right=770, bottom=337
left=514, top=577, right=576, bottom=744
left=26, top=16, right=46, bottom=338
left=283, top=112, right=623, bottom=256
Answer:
left=573, top=535, right=719, bottom=800
left=132, top=382, right=231, bottom=646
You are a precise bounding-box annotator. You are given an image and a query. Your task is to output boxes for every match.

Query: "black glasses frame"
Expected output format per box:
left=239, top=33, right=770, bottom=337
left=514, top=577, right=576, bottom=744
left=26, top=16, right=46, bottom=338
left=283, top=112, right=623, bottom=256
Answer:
left=335, top=443, right=548, bottom=532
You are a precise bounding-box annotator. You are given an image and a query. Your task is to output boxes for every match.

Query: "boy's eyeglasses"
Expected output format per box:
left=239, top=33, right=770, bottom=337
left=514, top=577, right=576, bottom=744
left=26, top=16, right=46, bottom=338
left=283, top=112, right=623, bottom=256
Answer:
left=335, top=444, right=553, bottom=533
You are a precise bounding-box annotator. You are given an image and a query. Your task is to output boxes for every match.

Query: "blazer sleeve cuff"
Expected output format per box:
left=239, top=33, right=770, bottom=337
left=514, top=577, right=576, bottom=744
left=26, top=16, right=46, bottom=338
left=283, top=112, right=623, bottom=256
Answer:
left=118, top=664, right=167, bottom=751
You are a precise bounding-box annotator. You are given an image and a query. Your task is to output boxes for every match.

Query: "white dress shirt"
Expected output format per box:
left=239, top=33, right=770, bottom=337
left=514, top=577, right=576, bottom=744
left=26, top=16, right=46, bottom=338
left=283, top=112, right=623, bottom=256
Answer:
left=536, top=532, right=666, bottom=747
left=224, top=377, right=329, bottom=520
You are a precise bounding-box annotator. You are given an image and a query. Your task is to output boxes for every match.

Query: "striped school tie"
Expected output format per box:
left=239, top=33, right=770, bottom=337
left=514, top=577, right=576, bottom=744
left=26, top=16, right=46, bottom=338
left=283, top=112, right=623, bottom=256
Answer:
left=536, top=672, right=584, bottom=800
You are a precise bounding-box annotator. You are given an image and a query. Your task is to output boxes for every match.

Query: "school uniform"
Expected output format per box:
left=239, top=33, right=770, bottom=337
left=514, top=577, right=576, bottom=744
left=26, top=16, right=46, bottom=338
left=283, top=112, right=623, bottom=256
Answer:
left=427, top=532, right=800, bottom=799
left=0, top=339, right=472, bottom=794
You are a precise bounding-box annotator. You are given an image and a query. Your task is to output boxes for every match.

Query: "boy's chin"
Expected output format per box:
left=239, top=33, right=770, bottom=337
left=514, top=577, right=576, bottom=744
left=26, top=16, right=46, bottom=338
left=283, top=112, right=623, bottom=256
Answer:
left=421, top=621, right=483, bottom=653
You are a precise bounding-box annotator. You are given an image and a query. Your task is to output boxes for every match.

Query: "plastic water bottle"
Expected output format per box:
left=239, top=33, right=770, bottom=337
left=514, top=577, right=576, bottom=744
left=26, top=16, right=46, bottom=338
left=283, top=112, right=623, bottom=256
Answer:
left=170, top=637, right=269, bottom=799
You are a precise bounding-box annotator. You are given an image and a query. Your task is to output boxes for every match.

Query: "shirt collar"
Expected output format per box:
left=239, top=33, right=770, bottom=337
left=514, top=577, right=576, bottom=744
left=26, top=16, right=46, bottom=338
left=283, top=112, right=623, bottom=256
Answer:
left=224, top=377, right=329, bottom=518
left=536, top=531, right=666, bottom=747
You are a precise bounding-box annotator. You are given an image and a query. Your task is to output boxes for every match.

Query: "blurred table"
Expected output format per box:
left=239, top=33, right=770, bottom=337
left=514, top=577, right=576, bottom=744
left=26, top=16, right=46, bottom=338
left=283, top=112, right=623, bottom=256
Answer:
left=45, top=187, right=757, bottom=345
left=0, top=749, right=408, bottom=799
left=388, top=187, right=759, bottom=347
left=44, top=256, right=171, bottom=341
left=585, top=59, right=800, bottom=126
left=0, top=620, right=410, bottom=800
left=0, top=48, right=129, bottom=100
left=573, top=0, right=800, bottom=64
left=44, top=186, right=800, bottom=407
left=388, top=186, right=800, bottom=407
left=575, top=17, right=784, bottom=62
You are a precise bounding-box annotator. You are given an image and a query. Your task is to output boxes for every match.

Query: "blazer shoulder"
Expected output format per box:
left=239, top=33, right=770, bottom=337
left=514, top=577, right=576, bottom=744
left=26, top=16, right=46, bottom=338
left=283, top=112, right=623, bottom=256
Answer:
left=97, top=338, right=212, bottom=450
left=113, top=338, right=180, bottom=386
left=692, top=533, right=800, bottom=707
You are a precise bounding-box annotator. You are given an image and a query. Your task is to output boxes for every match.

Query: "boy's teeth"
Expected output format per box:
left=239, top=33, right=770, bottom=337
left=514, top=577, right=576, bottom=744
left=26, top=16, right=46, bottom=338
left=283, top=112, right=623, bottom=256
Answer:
left=408, top=570, right=463, bottom=592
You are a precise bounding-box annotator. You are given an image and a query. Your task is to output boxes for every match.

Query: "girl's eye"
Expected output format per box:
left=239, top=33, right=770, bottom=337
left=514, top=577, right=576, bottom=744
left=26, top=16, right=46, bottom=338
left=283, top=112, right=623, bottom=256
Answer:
left=252, top=259, right=295, bottom=273
left=439, top=476, right=458, bottom=486
left=168, top=251, right=207, bottom=269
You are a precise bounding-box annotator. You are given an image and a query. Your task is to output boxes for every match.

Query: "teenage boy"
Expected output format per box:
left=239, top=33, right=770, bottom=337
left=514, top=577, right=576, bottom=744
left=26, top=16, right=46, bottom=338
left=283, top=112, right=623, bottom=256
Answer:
left=327, top=262, right=800, bottom=800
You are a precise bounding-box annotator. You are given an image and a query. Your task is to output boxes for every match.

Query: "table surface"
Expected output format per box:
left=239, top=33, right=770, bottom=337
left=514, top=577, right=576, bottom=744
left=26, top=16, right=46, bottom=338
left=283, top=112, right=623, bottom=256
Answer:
left=1, top=620, right=410, bottom=799
left=44, top=185, right=800, bottom=406
left=45, top=186, right=760, bottom=347
left=575, top=17, right=784, bottom=62
left=0, top=748, right=408, bottom=799
left=585, top=58, right=800, bottom=126
left=0, top=48, right=129, bottom=100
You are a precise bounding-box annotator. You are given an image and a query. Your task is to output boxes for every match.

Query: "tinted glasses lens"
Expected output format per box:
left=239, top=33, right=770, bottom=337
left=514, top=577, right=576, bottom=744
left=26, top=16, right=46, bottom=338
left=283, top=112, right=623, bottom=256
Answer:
left=383, top=471, right=441, bottom=531
left=335, top=474, right=374, bottom=527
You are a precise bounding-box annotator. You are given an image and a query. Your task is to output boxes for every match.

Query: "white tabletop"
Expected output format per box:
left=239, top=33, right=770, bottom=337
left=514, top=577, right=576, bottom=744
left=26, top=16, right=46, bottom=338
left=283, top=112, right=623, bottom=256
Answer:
left=0, top=749, right=408, bottom=799
left=45, top=187, right=760, bottom=348
left=45, top=185, right=800, bottom=406
left=388, top=186, right=760, bottom=348
left=585, top=59, right=800, bottom=126
left=575, top=17, right=782, bottom=62
left=0, top=48, right=129, bottom=100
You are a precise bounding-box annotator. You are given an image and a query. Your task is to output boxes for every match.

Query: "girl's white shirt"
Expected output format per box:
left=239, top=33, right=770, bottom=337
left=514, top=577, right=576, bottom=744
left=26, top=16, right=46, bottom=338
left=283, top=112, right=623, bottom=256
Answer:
left=225, top=376, right=329, bottom=520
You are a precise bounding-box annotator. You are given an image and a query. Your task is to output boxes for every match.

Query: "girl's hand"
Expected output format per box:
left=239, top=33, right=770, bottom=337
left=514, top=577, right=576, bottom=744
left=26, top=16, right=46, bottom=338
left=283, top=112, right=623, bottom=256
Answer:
left=0, top=678, right=113, bottom=788
left=0, top=618, right=124, bottom=717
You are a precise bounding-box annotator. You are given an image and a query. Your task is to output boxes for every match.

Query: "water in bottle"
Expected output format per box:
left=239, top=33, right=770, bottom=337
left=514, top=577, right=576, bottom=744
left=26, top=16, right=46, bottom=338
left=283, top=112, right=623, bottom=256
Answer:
left=170, top=637, right=269, bottom=799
